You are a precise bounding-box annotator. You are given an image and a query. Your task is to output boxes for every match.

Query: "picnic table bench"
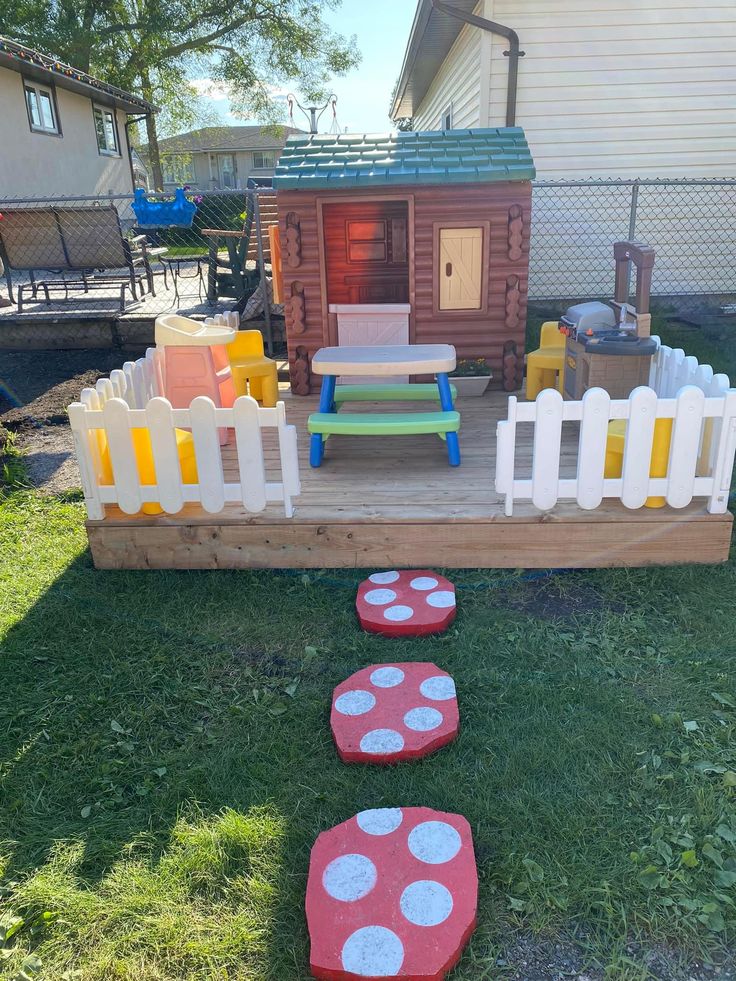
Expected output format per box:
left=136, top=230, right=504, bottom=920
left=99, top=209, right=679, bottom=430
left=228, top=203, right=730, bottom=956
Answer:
left=307, top=344, right=461, bottom=468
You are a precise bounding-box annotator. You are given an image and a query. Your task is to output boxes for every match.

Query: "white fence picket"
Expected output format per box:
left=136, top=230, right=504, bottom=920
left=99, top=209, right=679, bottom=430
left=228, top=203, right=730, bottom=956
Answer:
left=277, top=402, right=301, bottom=518
left=620, top=387, right=657, bottom=509
left=576, top=387, right=611, bottom=510
left=68, top=402, right=104, bottom=520
left=189, top=396, right=226, bottom=513
left=666, top=386, right=705, bottom=509
left=532, top=388, right=563, bottom=511
left=233, top=396, right=267, bottom=512
left=146, top=397, right=184, bottom=513
left=102, top=398, right=142, bottom=514
left=708, top=390, right=736, bottom=513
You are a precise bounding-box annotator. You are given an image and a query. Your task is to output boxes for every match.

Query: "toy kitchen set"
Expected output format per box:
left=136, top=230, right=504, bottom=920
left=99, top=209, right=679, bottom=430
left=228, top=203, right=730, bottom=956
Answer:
left=558, top=241, right=658, bottom=399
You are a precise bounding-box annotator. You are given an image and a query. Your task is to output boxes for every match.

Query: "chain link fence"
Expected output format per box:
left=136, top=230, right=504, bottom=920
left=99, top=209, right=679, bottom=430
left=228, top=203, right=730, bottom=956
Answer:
left=0, top=188, right=279, bottom=333
left=529, top=178, right=736, bottom=302
left=0, top=178, right=734, bottom=326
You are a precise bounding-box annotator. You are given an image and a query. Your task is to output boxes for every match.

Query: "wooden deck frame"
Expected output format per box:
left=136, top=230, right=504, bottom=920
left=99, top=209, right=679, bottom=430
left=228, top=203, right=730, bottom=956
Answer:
left=85, top=392, right=733, bottom=570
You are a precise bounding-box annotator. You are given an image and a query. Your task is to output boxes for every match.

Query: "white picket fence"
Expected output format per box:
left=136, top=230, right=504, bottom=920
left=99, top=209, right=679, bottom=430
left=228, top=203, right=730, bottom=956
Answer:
left=496, top=337, right=736, bottom=515
left=68, top=345, right=300, bottom=520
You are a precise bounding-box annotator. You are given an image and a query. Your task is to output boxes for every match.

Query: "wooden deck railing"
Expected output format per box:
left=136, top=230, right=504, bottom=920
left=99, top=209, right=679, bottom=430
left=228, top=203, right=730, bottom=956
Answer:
left=68, top=346, right=300, bottom=521
left=496, top=337, right=736, bottom=516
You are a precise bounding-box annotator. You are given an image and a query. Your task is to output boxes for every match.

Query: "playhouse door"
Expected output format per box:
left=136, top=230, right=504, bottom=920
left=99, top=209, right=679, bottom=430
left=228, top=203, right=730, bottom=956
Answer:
left=439, top=227, right=483, bottom=310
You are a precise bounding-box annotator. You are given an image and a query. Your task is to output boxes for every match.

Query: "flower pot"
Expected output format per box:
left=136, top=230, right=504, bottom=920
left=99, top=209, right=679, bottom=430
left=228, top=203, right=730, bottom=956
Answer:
left=451, top=375, right=492, bottom=397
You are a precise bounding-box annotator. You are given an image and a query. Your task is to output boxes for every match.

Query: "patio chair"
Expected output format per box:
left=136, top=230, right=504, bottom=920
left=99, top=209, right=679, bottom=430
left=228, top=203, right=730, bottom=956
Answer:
left=0, top=205, right=165, bottom=311
left=202, top=193, right=260, bottom=311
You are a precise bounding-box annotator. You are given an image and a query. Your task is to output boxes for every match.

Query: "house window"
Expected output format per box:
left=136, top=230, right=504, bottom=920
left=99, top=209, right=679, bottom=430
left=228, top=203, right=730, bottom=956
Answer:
left=24, top=83, right=59, bottom=135
left=253, top=150, right=276, bottom=169
left=93, top=105, right=119, bottom=155
left=161, top=154, right=196, bottom=184
left=438, top=226, right=483, bottom=310
left=440, top=104, right=453, bottom=130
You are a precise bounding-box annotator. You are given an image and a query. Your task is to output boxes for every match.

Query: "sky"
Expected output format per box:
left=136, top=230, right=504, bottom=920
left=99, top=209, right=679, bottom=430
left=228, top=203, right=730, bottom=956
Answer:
left=191, top=0, right=418, bottom=134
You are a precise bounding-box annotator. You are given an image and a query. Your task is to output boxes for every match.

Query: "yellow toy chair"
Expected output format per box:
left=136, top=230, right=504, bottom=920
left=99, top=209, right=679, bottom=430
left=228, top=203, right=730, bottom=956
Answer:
left=526, top=321, right=566, bottom=400
left=98, top=427, right=198, bottom=516
left=604, top=418, right=673, bottom=508
left=227, top=330, right=279, bottom=406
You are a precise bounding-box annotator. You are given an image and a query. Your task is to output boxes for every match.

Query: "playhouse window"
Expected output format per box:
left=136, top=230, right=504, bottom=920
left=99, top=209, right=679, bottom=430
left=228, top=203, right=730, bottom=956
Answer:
left=438, top=226, right=483, bottom=310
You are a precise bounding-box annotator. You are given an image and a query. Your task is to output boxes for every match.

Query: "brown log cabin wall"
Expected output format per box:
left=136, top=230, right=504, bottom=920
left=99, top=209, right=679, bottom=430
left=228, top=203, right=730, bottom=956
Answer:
left=278, top=182, right=532, bottom=394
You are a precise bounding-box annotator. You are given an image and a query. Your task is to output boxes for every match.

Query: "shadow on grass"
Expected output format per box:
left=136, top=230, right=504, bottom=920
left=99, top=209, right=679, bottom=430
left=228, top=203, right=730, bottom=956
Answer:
left=2, top=527, right=736, bottom=977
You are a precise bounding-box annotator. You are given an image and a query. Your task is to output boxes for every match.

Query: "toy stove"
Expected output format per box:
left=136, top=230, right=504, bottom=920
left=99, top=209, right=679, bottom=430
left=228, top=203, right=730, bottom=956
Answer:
left=559, top=242, right=658, bottom=400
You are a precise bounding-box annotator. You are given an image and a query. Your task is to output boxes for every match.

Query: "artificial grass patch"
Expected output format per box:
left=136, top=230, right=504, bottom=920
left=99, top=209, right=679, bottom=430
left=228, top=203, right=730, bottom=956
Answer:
left=0, top=494, right=734, bottom=978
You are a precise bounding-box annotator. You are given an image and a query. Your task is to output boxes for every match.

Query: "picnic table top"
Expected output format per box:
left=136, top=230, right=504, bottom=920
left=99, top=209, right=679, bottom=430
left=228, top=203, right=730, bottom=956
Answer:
left=312, top=344, right=457, bottom=376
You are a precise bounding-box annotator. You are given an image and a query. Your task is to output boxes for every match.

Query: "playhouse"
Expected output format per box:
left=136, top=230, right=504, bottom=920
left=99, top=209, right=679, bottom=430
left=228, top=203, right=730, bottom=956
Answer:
left=272, top=129, right=535, bottom=394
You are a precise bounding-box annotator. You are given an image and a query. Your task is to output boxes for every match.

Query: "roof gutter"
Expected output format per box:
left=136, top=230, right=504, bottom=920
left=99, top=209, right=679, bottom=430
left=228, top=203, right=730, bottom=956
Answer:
left=430, top=0, right=524, bottom=127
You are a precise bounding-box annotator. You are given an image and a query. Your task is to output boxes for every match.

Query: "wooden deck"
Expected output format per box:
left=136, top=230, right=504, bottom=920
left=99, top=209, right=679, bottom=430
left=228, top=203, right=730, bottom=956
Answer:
left=86, top=391, right=733, bottom=569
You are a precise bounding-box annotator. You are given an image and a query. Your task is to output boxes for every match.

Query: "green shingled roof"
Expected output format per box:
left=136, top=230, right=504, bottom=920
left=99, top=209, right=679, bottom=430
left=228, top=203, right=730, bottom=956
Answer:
left=273, top=128, right=535, bottom=189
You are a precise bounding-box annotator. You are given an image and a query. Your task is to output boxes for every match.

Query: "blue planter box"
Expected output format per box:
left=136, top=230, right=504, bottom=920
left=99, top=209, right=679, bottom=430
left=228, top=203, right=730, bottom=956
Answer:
left=132, top=188, right=198, bottom=228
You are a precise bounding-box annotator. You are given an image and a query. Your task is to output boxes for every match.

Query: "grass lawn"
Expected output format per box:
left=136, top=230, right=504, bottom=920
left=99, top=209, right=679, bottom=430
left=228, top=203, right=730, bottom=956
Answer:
left=1, top=309, right=735, bottom=980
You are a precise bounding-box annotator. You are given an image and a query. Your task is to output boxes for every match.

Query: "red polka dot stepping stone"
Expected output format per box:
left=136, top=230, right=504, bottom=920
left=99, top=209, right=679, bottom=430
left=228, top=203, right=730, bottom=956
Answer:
left=356, top=571, right=457, bottom=638
left=306, top=806, right=477, bottom=981
left=331, top=662, right=458, bottom=764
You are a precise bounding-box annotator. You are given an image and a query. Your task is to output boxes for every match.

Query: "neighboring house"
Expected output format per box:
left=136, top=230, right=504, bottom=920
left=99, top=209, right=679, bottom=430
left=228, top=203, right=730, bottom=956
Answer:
left=0, top=36, right=156, bottom=198
left=145, top=126, right=304, bottom=191
left=392, top=0, right=736, bottom=177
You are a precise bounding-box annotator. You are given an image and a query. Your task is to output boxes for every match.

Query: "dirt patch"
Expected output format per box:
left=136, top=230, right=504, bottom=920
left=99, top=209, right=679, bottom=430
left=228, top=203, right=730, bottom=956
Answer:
left=500, top=577, right=626, bottom=621
left=0, top=347, right=142, bottom=494
left=0, top=348, right=144, bottom=430
left=496, top=932, right=734, bottom=981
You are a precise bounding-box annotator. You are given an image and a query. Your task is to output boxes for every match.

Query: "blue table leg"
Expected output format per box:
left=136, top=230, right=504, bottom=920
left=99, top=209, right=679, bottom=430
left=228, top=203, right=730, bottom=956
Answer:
left=310, top=374, right=336, bottom=467
left=437, top=372, right=461, bottom=467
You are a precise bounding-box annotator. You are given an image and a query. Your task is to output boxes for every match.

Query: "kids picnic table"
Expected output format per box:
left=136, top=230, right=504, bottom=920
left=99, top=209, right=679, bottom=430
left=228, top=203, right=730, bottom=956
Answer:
left=307, top=344, right=461, bottom=468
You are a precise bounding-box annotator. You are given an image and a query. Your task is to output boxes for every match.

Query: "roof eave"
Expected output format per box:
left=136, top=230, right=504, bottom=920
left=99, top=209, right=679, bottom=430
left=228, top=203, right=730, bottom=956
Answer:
left=391, top=0, right=473, bottom=120
left=0, top=40, right=157, bottom=114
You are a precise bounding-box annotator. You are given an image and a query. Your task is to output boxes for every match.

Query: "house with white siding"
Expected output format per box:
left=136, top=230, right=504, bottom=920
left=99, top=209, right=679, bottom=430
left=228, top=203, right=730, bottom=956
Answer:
left=392, top=0, right=736, bottom=178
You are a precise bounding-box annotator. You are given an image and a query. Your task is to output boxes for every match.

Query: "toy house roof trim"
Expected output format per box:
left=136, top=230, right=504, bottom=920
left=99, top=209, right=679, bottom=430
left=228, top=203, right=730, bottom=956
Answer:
left=273, top=127, right=535, bottom=190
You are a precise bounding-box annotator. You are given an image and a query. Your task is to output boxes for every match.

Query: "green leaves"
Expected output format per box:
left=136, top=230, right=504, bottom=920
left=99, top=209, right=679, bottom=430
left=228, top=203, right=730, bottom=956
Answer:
left=680, top=850, right=698, bottom=869
left=522, top=858, right=544, bottom=883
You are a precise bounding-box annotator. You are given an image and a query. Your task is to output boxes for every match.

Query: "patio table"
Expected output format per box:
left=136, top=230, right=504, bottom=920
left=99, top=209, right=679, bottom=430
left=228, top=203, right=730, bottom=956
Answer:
left=308, top=343, right=460, bottom=468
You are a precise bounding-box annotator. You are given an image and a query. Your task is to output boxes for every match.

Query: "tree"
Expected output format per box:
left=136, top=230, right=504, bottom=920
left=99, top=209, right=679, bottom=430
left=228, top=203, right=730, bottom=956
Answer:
left=0, top=0, right=360, bottom=188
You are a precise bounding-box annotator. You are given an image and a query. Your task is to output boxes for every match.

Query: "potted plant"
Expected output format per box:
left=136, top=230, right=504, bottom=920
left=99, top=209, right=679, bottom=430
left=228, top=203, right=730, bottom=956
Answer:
left=449, top=357, right=492, bottom=396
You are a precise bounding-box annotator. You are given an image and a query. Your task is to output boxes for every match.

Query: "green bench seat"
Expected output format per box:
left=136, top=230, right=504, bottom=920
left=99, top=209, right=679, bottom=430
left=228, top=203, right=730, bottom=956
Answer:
left=308, top=410, right=460, bottom=437
left=333, top=383, right=457, bottom=406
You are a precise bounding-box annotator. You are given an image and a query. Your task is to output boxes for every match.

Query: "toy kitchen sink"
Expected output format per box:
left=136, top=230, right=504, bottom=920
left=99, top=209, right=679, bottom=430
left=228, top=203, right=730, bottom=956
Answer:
left=559, top=241, right=658, bottom=400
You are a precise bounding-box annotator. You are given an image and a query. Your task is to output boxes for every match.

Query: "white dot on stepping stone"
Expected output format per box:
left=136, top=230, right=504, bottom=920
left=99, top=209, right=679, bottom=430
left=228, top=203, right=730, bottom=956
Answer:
left=383, top=605, right=414, bottom=622
left=357, top=808, right=403, bottom=836
left=410, top=576, right=439, bottom=591
left=408, top=820, right=462, bottom=864
left=426, top=590, right=456, bottom=609
left=370, top=666, right=405, bottom=688
left=400, top=879, right=454, bottom=926
left=403, top=706, right=443, bottom=732
left=360, top=729, right=404, bottom=754
left=334, top=690, right=376, bottom=716
left=419, top=676, right=456, bottom=701
left=363, top=588, right=397, bottom=606
left=341, top=926, right=404, bottom=976
left=322, top=853, right=377, bottom=902
left=368, top=571, right=400, bottom=584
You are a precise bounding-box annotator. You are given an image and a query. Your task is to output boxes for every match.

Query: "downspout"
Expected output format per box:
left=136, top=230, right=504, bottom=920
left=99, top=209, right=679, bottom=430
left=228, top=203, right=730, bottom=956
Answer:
left=430, top=0, right=524, bottom=127
left=124, top=114, right=149, bottom=191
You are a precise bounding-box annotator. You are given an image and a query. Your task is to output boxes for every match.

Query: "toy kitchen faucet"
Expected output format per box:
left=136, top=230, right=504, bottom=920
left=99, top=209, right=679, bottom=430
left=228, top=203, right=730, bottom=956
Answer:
left=558, top=240, right=658, bottom=400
